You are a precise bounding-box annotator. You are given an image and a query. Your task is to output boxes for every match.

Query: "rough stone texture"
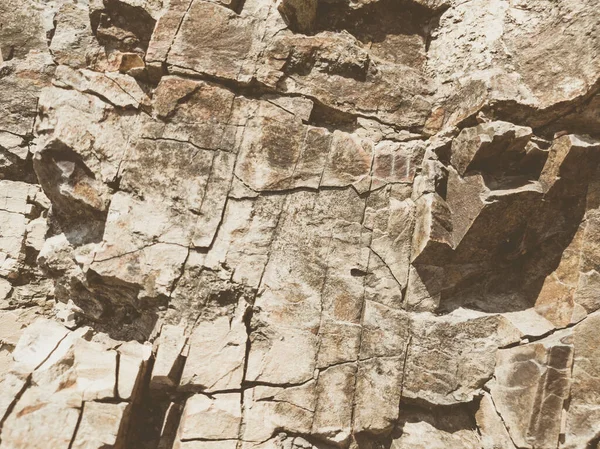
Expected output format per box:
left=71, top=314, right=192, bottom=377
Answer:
left=0, top=0, right=599, bottom=448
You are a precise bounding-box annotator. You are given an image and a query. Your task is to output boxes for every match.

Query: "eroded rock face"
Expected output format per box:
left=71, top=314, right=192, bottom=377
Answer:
left=0, top=0, right=600, bottom=448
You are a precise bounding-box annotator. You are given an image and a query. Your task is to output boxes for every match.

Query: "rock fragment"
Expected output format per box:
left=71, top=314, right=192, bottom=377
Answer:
left=151, top=325, right=187, bottom=389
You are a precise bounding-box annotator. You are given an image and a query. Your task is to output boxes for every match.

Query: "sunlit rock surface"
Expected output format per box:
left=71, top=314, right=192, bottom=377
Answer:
left=0, top=0, right=599, bottom=447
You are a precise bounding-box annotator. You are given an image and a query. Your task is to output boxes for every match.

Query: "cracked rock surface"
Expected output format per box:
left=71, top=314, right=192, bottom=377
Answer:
left=0, top=0, right=599, bottom=448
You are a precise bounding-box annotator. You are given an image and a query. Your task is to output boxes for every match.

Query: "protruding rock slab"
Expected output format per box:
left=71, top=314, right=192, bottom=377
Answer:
left=490, top=330, right=573, bottom=448
left=562, top=312, right=600, bottom=449
left=71, top=402, right=131, bottom=449
left=151, top=324, right=187, bottom=389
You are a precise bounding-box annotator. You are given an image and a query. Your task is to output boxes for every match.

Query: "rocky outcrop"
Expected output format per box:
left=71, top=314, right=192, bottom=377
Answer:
left=0, top=0, right=599, bottom=447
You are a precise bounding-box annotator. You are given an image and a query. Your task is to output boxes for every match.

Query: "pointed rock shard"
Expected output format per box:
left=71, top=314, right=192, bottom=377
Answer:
left=411, top=193, right=453, bottom=265
left=117, top=340, right=152, bottom=401
left=278, top=0, right=317, bottom=34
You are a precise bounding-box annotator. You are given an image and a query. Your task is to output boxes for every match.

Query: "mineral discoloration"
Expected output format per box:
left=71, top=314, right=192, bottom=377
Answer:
left=0, top=0, right=599, bottom=447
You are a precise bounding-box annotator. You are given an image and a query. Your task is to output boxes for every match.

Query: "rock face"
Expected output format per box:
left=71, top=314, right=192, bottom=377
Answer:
left=0, top=0, right=599, bottom=448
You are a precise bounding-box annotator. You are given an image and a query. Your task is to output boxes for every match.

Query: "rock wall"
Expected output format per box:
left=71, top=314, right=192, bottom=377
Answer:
left=0, top=0, right=599, bottom=448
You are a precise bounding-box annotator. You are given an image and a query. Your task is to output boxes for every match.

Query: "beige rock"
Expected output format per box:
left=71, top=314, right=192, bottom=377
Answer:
left=2, top=0, right=600, bottom=446
left=353, top=356, right=404, bottom=434
left=410, top=193, right=453, bottom=265
left=450, top=121, right=532, bottom=176
left=404, top=310, right=521, bottom=405
left=0, top=278, right=12, bottom=304
left=562, top=312, right=600, bottom=449
left=203, top=196, right=284, bottom=289
left=49, top=3, right=98, bottom=68
left=245, top=324, right=318, bottom=386
left=54, top=65, right=150, bottom=109
left=0, top=311, right=25, bottom=346
left=392, top=420, right=481, bottom=449
left=490, top=330, right=573, bottom=448
left=539, top=134, right=600, bottom=193
left=428, top=0, right=600, bottom=129
left=502, top=308, right=555, bottom=338
left=476, top=393, right=517, bottom=449
left=243, top=382, right=316, bottom=442
left=0, top=371, right=29, bottom=422
left=0, top=181, right=40, bottom=278
left=180, top=303, right=248, bottom=392
left=71, top=402, right=130, bottom=449
left=151, top=324, right=187, bottom=389
left=177, top=393, right=241, bottom=441
left=312, top=364, right=355, bottom=445
left=117, top=340, right=152, bottom=401
left=0, top=52, right=54, bottom=139
left=0, top=400, right=81, bottom=449
left=11, top=319, right=69, bottom=372
left=84, top=192, right=190, bottom=300
left=71, top=338, right=118, bottom=401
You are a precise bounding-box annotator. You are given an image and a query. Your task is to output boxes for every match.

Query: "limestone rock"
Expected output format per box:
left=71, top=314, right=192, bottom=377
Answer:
left=476, top=393, right=517, bottom=449
left=393, top=404, right=481, bottom=449
left=179, top=301, right=248, bottom=392
left=71, top=402, right=131, bottom=449
left=117, top=340, right=152, bottom=401
left=1, top=0, right=600, bottom=447
left=242, top=382, right=316, bottom=442
left=404, top=310, right=521, bottom=405
left=151, top=324, right=187, bottom=389
left=177, top=393, right=241, bottom=441
left=562, top=312, right=600, bottom=449
left=490, top=329, right=574, bottom=448
left=0, top=320, right=140, bottom=449
left=11, top=318, right=70, bottom=372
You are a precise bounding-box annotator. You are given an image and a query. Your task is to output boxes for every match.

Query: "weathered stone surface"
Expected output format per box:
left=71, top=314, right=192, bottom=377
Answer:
left=476, top=393, right=517, bottom=449
left=0, top=320, right=139, bottom=449
left=490, top=329, right=574, bottom=448
left=71, top=402, right=130, bottom=449
left=117, top=340, right=152, bottom=400
left=562, top=312, right=600, bottom=449
left=1, top=0, right=600, bottom=447
left=403, top=310, right=521, bottom=406
left=393, top=404, right=481, bottom=449
left=242, top=382, right=316, bottom=442
left=179, top=300, right=248, bottom=392
left=177, top=393, right=241, bottom=441
left=11, top=318, right=70, bottom=372
left=151, top=324, right=187, bottom=389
